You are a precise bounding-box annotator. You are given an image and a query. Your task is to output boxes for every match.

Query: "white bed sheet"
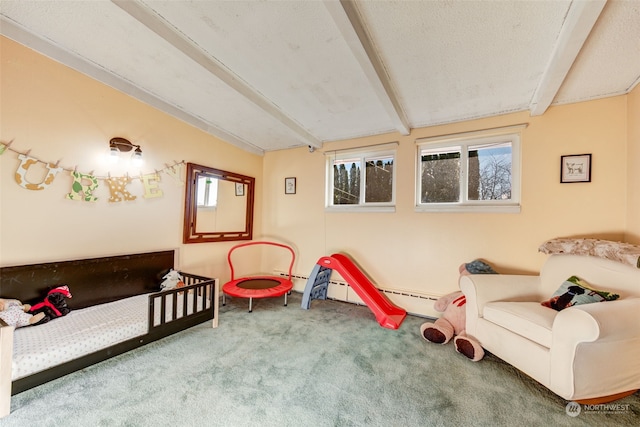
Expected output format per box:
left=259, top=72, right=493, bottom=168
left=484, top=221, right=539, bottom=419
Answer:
left=12, top=291, right=208, bottom=381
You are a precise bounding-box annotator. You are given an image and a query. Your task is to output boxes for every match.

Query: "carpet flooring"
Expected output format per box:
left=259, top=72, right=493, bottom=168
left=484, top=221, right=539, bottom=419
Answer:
left=1, top=293, right=638, bottom=426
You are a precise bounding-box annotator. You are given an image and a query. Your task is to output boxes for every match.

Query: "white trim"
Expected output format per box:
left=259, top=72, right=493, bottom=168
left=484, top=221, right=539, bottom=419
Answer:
left=112, top=0, right=322, bottom=149
left=325, top=205, right=396, bottom=213
left=529, top=0, right=606, bottom=116
left=415, top=123, right=527, bottom=146
left=323, top=141, right=399, bottom=156
left=323, top=1, right=410, bottom=136
left=415, top=204, right=521, bottom=214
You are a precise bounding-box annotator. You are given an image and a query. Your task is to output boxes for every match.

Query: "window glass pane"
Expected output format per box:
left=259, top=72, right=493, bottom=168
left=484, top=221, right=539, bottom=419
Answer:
left=333, top=159, right=361, bottom=205
left=197, top=176, right=218, bottom=207
left=420, top=148, right=460, bottom=203
left=365, top=156, right=393, bottom=203
left=468, top=142, right=512, bottom=201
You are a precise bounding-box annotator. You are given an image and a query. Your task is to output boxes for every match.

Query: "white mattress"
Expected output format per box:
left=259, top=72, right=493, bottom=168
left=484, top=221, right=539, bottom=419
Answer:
left=12, top=292, right=208, bottom=380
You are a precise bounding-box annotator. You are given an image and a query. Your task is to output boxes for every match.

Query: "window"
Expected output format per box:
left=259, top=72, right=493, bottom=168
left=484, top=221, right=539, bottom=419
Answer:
left=197, top=176, right=218, bottom=208
left=416, top=127, right=522, bottom=213
left=326, top=145, right=397, bottom=212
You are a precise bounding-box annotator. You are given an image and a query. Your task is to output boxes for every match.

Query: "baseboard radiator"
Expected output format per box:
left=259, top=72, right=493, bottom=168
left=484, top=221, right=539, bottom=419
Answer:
left=274, top=270, right=439, bottom=319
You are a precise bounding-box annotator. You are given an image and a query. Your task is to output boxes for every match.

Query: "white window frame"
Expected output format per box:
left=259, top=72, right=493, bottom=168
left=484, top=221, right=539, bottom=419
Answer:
left=415, top=125, right=524, bottom=213
left=326, top=144, right=397, bottom=213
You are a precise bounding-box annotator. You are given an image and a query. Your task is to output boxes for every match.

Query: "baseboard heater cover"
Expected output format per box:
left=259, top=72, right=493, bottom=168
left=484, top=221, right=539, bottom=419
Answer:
left=273, top=270, right=439, bottom=319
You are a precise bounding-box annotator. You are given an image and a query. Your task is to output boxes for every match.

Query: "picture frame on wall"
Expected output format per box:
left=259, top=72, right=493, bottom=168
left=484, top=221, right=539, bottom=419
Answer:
left=561, top=154, right=591, bottom=183
left=235, top=182, right=245, bottom=196
left=285, top=177, right=296, bottom=194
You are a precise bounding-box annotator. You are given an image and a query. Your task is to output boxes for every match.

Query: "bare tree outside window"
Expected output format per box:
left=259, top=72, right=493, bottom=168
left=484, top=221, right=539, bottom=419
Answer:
left=469, top=144, right=512, bottom=201
left=419, top=141, right=513, bottom=205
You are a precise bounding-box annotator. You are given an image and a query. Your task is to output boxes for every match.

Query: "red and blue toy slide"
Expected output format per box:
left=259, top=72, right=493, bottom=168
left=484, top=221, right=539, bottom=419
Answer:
left=301, top=254, right=407, bottom=329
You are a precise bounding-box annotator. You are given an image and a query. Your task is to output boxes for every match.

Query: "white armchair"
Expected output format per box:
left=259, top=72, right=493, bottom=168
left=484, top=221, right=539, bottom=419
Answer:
left=460, top=254, right=640, bottom=403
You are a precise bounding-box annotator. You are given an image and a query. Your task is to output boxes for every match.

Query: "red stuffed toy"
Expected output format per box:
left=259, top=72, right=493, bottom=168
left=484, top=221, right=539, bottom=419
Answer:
left=28, top=285, right=72, bottom=323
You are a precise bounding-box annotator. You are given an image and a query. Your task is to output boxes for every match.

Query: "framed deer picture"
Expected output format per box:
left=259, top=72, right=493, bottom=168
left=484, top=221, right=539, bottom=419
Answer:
left=561, top=154, right=591, bottom=183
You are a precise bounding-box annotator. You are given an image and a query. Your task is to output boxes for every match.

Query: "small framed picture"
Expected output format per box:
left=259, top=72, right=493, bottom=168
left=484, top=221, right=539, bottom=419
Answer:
left=561, top=154, right=591, bottom=183
left=235, top=182, right=245, bottom=196
left=285, top=177, right=296, bottom=194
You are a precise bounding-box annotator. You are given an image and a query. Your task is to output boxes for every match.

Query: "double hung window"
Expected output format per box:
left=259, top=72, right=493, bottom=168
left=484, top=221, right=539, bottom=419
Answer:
left=326, top=145, right=397, bottom=212
left=416, top=127, right=522, bottom=212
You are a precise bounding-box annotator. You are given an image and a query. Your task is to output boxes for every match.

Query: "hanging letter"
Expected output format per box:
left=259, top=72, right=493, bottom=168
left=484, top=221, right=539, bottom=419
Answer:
left=141, top=173, right=163, bottom=199
left=14, top=154, right=63, bottom=190
left=105, top=176, right=137, bottom=202
left=66, top=171, right=99, bottom=202
left=164, top=163, right=184, bottom=185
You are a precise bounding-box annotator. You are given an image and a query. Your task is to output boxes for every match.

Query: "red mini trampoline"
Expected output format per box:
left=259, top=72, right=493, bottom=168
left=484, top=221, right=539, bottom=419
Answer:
left=222, top=241, right=295, bottom=312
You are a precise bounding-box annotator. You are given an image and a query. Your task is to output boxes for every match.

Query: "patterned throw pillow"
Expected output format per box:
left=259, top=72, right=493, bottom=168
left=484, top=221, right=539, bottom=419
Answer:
left=541, top=276, right=620, bottom=311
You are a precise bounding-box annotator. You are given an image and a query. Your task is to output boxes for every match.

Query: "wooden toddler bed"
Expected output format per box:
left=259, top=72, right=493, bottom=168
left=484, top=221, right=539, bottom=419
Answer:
left=0, top=250, right=219, bottom=418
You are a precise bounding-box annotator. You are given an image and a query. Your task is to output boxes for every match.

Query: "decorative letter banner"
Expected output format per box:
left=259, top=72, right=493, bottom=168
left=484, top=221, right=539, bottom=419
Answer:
left=106, top=176, right=137, bottom=202
left=67, top=171, right=99, bottom=202
left=1, top=140, right=186, bottom=203
left=14, top=154, right=63, bottom=191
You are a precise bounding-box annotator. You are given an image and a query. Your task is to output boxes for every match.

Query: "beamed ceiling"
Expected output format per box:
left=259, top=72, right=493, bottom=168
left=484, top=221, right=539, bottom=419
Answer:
left=1, top=0, right=639, bottom=154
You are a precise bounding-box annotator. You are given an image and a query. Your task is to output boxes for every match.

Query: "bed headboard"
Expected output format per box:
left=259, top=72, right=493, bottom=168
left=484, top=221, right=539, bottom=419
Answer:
left=0, top=250, right=175, bottom=309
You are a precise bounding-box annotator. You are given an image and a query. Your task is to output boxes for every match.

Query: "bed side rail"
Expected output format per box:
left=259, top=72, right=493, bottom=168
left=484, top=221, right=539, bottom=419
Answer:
left=148, top=273, right=218, bottom=331
left=0, top=319, right=14, bottom=418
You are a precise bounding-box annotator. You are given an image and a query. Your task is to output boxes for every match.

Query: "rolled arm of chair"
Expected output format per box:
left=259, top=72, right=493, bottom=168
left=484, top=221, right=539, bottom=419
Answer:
left=460, top=274, right=542, bottom=318
left=553, top=298, right=640, bottom=344
left=550, top=298, right=640, bottom=399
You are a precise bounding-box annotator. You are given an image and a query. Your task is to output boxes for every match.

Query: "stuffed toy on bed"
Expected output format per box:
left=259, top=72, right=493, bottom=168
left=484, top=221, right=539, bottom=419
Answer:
left=0, top=298, right=46, bottom=327
left=28, top=285, right=72, bottom=322
left=160, top=269, right=186, bottom=291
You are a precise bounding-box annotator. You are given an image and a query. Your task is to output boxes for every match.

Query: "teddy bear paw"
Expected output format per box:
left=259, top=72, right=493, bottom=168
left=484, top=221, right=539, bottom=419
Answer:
left=29, top=312, right=48, bottom=326
left=420, top=323, right=448, bottom=344
left=454, top=335, right=485, bottom=362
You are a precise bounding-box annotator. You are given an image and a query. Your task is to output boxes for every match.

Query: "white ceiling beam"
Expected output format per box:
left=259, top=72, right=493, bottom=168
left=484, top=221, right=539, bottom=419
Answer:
left=529, top=0, right=607, bottom=116
left=112, top=0, right=322, bottom=149
left=324, top=0, right=411, bottom=136
left=0, top=16, right=265, bottom=156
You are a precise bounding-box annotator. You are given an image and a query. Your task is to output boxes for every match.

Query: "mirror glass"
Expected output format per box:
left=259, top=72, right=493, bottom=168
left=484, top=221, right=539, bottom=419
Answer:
left=183, top=163, right=254, bottom=243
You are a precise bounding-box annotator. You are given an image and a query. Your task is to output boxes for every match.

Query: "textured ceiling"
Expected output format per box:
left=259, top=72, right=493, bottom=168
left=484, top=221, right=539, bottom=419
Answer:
left=1, top=0, right=639, bottom=155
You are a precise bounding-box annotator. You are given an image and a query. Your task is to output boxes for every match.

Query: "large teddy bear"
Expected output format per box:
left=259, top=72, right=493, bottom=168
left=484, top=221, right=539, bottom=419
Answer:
left=419, top=260, right=497, bottom=362
left=0, top=298, right=46, bottom=327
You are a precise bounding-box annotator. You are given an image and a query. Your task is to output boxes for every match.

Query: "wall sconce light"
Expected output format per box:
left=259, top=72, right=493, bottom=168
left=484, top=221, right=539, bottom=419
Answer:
left=109, top=137, right=143, bottom=166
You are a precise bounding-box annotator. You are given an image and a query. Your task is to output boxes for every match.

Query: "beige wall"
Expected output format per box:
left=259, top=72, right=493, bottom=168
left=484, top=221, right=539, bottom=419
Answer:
left=263, top=96, right=629, bottom=301
left=0, top=37, right=263, bottom=280
left=2, top=35, right=636, bottom=308
left=627, top=84, right=640, bottom=244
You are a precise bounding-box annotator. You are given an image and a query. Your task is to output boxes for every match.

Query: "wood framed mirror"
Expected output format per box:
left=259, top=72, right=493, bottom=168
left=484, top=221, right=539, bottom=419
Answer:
left=183, top=163, right=255, bottom=243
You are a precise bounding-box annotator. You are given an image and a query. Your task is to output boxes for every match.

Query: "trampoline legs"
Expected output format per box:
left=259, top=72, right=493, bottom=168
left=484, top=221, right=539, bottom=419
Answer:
left=223, top=289, right=292, bottom=312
